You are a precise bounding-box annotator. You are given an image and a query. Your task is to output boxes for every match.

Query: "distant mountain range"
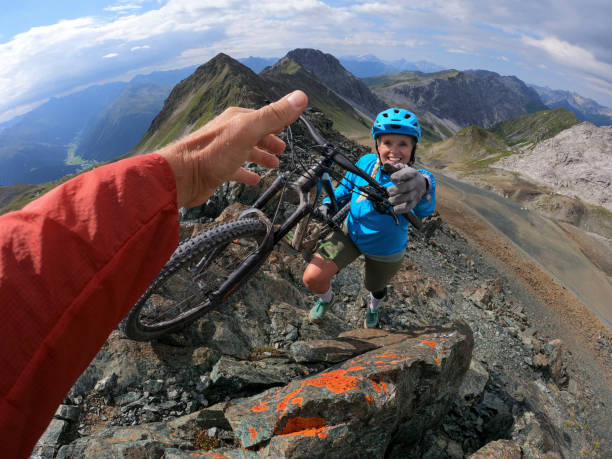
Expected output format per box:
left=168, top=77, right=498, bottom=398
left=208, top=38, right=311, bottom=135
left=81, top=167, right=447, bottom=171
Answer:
left=1, top=48, right=611, bottom=188
left=529, top=84, right=612, bottom=126
left=365, top=69, right=548, bottom=139
left=236, top=55, right=444, bottom=79
left=338, top=54, right=444, bottom=78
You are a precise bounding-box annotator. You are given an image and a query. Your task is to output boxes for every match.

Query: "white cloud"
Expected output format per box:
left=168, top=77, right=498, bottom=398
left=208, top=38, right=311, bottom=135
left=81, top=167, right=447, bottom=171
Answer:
left=447, top=48, right=472, bottom=55
left=351, top=2, right=403, bottom=14
left=522, top=35, right=612, bottom=78
left=2, top=0, right=612, bottom=121
left=104, top=4, right=143, bottom=12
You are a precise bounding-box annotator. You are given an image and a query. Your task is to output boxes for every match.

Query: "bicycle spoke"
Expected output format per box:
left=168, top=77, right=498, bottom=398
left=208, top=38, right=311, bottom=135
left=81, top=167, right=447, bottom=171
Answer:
left=136, top=234, right=263, bottom=327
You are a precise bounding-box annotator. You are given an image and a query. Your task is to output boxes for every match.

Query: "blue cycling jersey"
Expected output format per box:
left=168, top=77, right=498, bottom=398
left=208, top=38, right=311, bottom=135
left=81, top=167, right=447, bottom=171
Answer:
left=330, top=154, right=436, bottom=257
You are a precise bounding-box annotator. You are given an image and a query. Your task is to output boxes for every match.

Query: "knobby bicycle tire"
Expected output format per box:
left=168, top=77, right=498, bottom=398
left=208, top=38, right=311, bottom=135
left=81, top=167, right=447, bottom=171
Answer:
left=121, top=218, right=268, bottom=341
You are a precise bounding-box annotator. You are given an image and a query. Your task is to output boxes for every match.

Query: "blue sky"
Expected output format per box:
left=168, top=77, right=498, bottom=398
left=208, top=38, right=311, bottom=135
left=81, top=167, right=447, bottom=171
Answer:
left=1, top=0, right=612, bottom=122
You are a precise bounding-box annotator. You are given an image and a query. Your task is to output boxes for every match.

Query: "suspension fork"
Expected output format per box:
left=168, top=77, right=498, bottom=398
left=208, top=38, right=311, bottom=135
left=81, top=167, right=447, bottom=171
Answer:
left=252, top=174, right=290, bottom=210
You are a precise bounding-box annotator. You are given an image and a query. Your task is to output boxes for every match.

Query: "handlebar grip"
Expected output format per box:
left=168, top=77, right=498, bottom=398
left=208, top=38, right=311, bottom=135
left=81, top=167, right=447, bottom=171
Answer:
left=298, top=115, right=328, bottom=146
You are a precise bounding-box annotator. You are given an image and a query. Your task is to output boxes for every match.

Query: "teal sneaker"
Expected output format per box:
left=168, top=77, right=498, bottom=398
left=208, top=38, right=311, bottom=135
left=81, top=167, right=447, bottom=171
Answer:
left=309, top=297, right=334, bottom=323
left=364, top=308, right=379, bottom=328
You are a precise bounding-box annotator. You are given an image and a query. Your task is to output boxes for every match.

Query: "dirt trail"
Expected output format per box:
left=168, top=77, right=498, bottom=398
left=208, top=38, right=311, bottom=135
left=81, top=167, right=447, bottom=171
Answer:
left=436, top=182, right=612, bottom=391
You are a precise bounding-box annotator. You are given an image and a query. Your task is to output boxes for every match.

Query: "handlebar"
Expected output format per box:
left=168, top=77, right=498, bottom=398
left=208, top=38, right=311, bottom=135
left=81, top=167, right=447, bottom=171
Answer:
left=296, top=115, right=423, bottom=231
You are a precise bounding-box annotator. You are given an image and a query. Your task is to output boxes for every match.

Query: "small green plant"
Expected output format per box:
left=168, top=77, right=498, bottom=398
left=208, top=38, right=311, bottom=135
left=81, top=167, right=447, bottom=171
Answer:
left=192, top=430, right=220, bottom=450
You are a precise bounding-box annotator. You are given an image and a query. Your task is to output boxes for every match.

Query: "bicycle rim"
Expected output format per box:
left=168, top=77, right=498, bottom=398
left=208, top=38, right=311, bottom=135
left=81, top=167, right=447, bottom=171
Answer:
left=122, top=218, right=268, bottom=340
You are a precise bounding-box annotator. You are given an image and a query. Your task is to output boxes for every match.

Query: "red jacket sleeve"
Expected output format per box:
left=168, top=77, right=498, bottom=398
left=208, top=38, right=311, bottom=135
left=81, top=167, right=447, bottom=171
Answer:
left=0, top=153, right=180, bottom=458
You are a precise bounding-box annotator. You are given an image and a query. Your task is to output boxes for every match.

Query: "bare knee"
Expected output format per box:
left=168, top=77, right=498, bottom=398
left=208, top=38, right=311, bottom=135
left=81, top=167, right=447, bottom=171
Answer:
left=302, top=255, right=338, bottom=294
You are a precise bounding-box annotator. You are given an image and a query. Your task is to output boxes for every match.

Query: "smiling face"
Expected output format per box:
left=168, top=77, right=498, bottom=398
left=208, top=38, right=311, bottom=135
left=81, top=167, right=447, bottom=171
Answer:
left=376, top=133, right=416, bottom=165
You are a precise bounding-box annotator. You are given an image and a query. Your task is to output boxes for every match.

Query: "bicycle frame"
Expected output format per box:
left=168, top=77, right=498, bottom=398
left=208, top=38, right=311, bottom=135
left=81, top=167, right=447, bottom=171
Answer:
left=214, top=115, right=419, bottom=303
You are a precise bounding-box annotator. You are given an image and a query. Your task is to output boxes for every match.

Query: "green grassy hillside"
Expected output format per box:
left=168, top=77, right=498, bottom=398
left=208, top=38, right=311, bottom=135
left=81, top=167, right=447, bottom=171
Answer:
left=491, top=108, right=579, bottom=148
left=132, top=54, right=272, bottom=155
left=420, top=125, right=512, bottom=169
left=363, top=70, right=460, bottom=89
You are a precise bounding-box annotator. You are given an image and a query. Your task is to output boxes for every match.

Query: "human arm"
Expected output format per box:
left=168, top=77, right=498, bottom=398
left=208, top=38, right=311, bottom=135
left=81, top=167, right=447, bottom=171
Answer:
left=0, top=90, right=308, bottom=458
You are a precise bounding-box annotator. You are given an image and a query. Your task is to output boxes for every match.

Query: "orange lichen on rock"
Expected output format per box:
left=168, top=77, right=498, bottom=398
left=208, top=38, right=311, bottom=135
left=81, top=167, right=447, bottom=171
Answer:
left=249, top=427, right=258, bottom=441
left=251, top=400, right=270, bottom=412
left=346, top=366, right=366, bottom=371
left=421, top=340, right=438, bottom=348
left=275, top=367, right=366, bottom=412
left=306, top=369, right=363, bottom=394
left=375, top=353, right=411, bottom=363
left=370, top=379, right=389, bottom=394
left=365, top=395, right=374, bottom=403
left=277, top=417, right=329, bottom=438
left=276, top=385, right=306, bottom=412
left=434, top=358, right=441, bottom=366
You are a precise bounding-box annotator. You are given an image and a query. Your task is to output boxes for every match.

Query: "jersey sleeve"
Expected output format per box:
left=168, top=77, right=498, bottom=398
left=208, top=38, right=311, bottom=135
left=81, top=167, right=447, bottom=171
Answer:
left=0, top=153, right=180, bottom=457
left=413, top=169, right=436, bottom=218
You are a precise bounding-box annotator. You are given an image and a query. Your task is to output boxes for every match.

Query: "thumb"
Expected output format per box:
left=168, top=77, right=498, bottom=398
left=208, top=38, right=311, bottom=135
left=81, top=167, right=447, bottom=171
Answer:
left=246, top=91, right=308, bottom=139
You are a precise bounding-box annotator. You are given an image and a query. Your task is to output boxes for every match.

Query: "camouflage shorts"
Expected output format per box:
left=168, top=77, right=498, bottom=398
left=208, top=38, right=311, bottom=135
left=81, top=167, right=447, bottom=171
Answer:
left=317, top=229, right=404, bottom=292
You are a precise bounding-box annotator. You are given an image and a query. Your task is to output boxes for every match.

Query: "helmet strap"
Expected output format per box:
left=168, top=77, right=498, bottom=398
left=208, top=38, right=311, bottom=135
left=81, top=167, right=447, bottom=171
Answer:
left=409, top=145, right=416, bottom=166
left=374, top=138, right=385, bottom=173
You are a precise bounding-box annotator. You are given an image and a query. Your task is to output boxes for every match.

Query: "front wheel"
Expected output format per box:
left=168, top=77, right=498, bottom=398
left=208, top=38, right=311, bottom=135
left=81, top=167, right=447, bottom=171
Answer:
left=121, top=218, right=269, bottom=341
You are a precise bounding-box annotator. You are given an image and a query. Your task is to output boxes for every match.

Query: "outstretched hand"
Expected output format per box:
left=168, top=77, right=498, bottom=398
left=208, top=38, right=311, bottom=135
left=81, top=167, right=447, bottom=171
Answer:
left=158, top=91, right=308, bottom=208
left=386, top=164, right=428, bottom=214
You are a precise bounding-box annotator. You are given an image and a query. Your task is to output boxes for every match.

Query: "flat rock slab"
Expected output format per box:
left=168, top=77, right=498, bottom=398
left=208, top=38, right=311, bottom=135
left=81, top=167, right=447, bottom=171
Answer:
left=210, top=356, right=313, bottom=392
left=224, top=321, right=473, bottom=457
left=289, top=337, right=378, bottom=363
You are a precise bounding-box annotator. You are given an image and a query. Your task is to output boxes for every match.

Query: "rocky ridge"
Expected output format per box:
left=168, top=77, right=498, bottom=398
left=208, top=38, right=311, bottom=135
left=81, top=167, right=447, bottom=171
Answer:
left=29, top=100, right=611, bottom=459
left=31, top=208, right=611, bottom=457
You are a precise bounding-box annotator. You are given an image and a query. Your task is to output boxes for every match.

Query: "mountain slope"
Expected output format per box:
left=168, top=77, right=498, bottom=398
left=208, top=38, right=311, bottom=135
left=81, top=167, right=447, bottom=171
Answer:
left=283, top=48, right=387, bottom=119
left=76, top=83, right=172, bottom=162
left=260, top=56, right=371, bottom=139
left=495, top=122, right=612, bottom=211
left=132, top=53, right=272, bottom=155
left=366, top=69, right=547, bottom=139
left=0, top=67, right=196, bottom=186
left=0, top=83, right=127, bottom=185
left=491, top=108, right=579, bottom=148
left=420, top=125, right=512, bottom=169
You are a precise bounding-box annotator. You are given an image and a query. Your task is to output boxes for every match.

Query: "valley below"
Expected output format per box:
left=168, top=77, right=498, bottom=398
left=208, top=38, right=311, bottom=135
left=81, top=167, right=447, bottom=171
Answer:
left=434, top=170, right=612, bottom=330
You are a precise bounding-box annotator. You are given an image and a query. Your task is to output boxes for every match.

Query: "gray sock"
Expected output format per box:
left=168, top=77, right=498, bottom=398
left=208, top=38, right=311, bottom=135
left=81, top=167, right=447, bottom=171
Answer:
left=318, top=286, right=333, bottom=303
left=369, top=292, right=385, bottom=311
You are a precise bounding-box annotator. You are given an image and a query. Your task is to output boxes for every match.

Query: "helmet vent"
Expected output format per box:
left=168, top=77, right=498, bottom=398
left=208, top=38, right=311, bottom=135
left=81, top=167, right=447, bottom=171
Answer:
left=394, top=109, right=399, bottom=113
left=404, top=114, right=410, bottom=119
left=390, top=124, right=401, bottom=129
left=383, top=113, right=389, bottom=117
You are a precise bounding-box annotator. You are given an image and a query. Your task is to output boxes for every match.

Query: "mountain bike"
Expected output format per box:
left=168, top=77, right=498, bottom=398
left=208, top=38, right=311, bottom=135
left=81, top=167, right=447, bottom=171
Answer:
left=121, top=114, right=423, bottom=341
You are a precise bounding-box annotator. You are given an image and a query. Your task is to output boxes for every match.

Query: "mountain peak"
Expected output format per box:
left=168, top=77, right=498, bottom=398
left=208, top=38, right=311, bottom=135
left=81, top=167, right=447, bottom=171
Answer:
left=136, top=53, right=269, bottom=153
left=279, top=48, right=387, bottom=119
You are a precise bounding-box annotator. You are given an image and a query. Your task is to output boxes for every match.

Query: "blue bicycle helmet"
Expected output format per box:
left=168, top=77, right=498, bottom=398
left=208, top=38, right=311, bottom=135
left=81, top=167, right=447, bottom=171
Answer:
left=371, top=108, right=421, bottom=142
